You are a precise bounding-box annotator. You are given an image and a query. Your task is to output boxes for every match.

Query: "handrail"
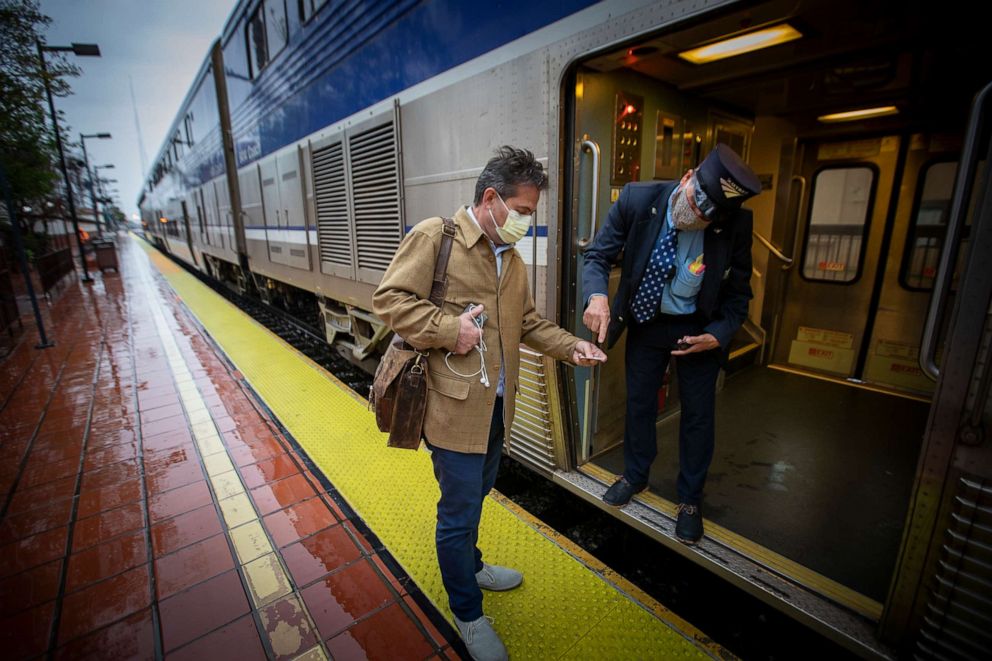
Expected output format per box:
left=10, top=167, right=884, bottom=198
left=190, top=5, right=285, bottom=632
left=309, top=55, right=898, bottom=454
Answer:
left=753, top=230, right=794, bottom=269
left=577, top=140, right=600, bottom=251
left=577, top=139, right=602, bottom=460
left=920, top=81, right=992, bottom=380
left=789, top=174, right=807, bottom=270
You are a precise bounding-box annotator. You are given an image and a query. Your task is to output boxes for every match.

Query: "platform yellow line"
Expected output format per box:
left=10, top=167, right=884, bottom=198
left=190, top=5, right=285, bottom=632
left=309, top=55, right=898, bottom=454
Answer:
left=138, top=237, right=725, bottom=660
left=136, top=246, right=326, bottom=660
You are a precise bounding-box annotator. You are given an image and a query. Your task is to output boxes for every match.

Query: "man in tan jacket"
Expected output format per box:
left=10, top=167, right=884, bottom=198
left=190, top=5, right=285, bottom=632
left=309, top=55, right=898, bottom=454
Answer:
left=373, top=146, right=605, bottom=660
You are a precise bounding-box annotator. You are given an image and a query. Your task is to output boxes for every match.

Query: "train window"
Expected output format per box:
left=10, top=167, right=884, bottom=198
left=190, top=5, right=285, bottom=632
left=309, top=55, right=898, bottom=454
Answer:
left=299, top=0, right=328, bottom=23
left=247, top=0, right=288, bottom=77
left=801, top=166, right=876, bottom=283
left=248, top=7, right=268, bottom=76
left=264, top=0, right=288, bottom=59
left=900, top=161, right=959, bottom=291
left=173, top=130, right=184, bottom=158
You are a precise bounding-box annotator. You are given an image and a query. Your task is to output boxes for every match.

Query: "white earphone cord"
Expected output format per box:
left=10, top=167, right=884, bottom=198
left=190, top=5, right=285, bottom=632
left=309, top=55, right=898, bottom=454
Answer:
left=444, top=308, right=490, bottom=387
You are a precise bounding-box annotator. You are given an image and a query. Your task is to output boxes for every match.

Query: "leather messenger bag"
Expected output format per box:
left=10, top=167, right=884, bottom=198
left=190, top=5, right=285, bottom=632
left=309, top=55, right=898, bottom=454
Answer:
left=370, top=217, right=457, bottom=449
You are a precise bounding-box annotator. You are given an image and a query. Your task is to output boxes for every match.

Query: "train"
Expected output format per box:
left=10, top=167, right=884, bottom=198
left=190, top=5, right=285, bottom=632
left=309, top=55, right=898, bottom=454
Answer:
left=139, top=0, right=990, bottom=657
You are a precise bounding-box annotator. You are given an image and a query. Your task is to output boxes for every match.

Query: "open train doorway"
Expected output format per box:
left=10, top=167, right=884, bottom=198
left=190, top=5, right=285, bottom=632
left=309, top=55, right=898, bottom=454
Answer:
left=560, top=0, right=987, bottom=630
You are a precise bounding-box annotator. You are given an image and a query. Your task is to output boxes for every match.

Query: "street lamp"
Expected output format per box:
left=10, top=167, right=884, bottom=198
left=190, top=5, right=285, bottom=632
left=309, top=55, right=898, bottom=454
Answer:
left=80, top=132, right=111, bottom=237
left=37, top=40, right=101, bottom=283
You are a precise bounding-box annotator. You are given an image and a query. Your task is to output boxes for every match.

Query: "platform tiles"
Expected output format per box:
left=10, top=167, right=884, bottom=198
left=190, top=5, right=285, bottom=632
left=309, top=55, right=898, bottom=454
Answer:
left=2, top=239, right=465, bottom=659
left=139, top=236, right=728, bottom=660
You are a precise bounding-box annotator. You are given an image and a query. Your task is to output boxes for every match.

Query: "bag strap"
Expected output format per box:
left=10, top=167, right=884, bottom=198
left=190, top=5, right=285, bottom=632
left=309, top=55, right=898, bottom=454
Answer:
left=428, top=217, right=457, bottom=307
left=397, top=216, right=456, bottom=353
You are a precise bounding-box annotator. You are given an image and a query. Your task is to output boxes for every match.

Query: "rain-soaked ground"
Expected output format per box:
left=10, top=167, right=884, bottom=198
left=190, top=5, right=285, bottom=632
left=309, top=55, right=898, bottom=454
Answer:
left=173, top=255, right=859, bottom=659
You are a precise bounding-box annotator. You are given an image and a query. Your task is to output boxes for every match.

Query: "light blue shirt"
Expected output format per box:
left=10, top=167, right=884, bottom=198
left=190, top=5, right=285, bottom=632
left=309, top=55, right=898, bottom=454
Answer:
left=466, top=206, right=513, bottom=395
left=660, top=198, right=705, bottom=316
left=588, top=186, right=705, bottom=317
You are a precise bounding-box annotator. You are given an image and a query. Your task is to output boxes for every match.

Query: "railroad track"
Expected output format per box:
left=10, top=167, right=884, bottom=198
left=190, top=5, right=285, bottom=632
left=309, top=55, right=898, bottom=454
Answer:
left=168, top=256, right=372, bottom=394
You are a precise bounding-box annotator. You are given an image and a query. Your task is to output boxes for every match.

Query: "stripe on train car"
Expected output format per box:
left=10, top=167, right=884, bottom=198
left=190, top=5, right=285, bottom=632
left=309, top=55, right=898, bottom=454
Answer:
left=244, top=227, right=549, bottom=266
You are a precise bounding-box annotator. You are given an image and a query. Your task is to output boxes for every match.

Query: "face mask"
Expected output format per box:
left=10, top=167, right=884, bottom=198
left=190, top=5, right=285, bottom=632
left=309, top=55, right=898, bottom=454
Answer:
left=670, top=184, right=711, bottom=232
left=489, top=192, right=533, bottom=244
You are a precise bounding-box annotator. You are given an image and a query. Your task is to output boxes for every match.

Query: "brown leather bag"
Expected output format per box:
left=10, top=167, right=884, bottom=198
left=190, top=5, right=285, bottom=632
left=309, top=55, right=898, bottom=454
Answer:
left=370, top=217, right=457, bottom=449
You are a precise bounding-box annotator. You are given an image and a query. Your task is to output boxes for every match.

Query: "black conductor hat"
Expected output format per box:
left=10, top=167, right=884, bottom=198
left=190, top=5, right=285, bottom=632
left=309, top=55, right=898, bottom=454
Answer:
left=693, top=143, right=761, bottom=219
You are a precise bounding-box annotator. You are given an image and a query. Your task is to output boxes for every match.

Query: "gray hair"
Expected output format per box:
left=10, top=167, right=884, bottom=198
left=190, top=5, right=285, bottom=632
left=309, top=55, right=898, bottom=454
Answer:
left=473, top=146, right=548, bottom=204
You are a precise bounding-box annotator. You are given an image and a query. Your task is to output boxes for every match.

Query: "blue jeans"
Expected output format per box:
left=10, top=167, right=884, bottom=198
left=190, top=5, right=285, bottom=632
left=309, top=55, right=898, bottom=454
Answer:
left=624, top=315, right=721, bottom=505
left=427, top=397, right=504, bottom=621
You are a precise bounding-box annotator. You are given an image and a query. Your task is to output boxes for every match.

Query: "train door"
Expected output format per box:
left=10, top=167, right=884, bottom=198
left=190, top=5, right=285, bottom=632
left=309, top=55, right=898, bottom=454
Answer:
left=236, top=168, right=261, bottom=255
left=180, top=199, right=199, bottom=266
left=259, top=157, right=282, bottom=264
left=259, top=148, right=311, bottom=271
left=770, top=136, right=951, bottom=395
left=203, top=182, right=222, bottom=250
left=555, top=1, right=992, bottom=632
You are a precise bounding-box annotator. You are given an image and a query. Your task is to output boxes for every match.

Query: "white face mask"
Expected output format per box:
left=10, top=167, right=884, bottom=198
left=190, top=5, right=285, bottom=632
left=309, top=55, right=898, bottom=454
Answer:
left=489, top=192, right=533, bottom=244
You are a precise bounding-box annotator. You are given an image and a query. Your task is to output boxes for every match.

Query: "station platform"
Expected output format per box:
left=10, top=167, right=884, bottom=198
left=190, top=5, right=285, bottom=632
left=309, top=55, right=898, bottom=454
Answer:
left=0, top=236, right=728, bottom=659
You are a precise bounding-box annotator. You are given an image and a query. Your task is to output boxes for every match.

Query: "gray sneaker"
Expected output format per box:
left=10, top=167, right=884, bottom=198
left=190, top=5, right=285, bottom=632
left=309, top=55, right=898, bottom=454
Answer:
left=475, top=563, right=523, bottom=591
left=454, top=615, right=508, bottom=661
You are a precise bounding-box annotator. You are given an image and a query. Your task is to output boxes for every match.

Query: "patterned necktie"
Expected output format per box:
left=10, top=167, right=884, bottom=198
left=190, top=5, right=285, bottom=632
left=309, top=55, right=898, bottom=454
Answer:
left=631, top=224, right=679, bottom=323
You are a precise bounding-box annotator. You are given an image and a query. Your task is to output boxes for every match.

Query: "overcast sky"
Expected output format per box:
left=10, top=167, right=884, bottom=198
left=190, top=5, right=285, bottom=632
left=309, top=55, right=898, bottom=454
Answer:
left=39, top=0, right=237, bottom=218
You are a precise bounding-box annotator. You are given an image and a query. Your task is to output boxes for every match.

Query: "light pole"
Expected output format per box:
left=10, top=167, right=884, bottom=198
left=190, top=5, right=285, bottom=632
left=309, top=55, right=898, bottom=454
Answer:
left=80, top=133, right=111, bottom=238
left=94, top=165, right=114, bottom=230
left=37, top=40, right=101, bottom=283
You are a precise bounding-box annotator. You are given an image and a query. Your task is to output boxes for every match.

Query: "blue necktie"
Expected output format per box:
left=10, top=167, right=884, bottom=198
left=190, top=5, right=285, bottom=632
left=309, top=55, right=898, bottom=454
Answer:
left=631, top=224, right=678, bottom=323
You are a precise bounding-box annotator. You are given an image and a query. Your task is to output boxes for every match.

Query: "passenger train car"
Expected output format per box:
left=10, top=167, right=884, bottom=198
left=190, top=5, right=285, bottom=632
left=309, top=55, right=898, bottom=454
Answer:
left=140, top=0, right=990, bottom=656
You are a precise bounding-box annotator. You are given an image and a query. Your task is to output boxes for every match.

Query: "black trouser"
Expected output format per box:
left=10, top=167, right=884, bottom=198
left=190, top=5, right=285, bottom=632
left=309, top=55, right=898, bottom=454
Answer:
left=622, top=314, right=721, bottom=505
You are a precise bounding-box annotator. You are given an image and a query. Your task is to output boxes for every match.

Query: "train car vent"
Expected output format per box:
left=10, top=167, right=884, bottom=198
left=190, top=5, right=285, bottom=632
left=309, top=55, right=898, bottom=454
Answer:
left=507, top=347, right=563, bottom=475
left=311, top=141, right=352, bottom=270
left=915, top=476, right=992, bottom=660
left=348, top=121, right=402, bottom=279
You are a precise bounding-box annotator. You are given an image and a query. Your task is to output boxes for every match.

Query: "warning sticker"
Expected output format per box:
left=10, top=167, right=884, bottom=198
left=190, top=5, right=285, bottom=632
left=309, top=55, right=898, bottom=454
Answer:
left=788, top=341, right=855, bottom=375
left=874, top=339, right=919, bottom=360
left=797, top=326, right=855, bottom=349
left=864, top=353, right=935, bottom=393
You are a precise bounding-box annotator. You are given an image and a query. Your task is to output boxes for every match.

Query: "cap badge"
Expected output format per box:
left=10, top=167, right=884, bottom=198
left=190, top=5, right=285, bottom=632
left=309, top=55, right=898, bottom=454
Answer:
left=721, top=177, right=747, bottom=198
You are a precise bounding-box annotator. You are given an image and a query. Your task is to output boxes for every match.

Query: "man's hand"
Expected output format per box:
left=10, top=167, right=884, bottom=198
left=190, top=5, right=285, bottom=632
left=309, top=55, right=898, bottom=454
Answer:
left=582, top=295, right=611, bottom=343
left=671, top=333, right=720, bottom=356
left=453, top=305, right=485, bottom=355
left=572, top=340, right=607, bottom=367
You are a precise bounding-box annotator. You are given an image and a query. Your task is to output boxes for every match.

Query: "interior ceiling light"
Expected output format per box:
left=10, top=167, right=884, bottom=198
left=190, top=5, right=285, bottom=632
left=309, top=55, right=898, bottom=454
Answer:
left=817, top=106, right=899, bottom=123
left=679, top=24, right=802, bottom=64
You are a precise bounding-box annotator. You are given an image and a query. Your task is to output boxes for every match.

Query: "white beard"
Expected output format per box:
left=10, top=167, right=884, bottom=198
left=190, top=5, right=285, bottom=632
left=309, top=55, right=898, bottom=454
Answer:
left=670, top=188, right=711, bottom=232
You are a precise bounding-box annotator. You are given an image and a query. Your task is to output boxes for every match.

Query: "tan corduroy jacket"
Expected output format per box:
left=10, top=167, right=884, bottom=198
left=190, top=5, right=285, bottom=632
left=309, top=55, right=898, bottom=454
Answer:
left=372, top=207, right=580, bottom=454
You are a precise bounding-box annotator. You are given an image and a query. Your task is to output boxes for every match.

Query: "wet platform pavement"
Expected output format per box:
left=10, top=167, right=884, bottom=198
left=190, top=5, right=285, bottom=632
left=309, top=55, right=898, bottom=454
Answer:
left=0, top=238, right=448, bottom=659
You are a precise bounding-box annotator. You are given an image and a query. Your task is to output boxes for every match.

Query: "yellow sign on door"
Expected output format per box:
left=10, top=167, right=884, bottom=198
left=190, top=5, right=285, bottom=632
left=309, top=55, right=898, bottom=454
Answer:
left=797, top=326, right=854, bottom=349
left=789, top=341, right=855, bottom=375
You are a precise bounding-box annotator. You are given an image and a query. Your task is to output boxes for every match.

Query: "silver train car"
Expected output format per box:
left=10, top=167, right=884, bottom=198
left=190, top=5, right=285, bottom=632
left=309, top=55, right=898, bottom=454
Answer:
left=140, top=0, right=991, bottom=656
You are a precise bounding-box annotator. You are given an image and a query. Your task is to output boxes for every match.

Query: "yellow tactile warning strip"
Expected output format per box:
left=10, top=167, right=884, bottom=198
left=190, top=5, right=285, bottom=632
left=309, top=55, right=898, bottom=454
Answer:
left=137, top=237, right=726, bottom=659
left=137, top=259, right=328, bottom=660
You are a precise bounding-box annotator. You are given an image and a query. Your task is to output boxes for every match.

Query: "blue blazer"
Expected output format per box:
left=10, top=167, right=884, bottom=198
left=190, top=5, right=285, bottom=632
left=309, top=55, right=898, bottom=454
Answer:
left=582, top=181, right=753, bottom=351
